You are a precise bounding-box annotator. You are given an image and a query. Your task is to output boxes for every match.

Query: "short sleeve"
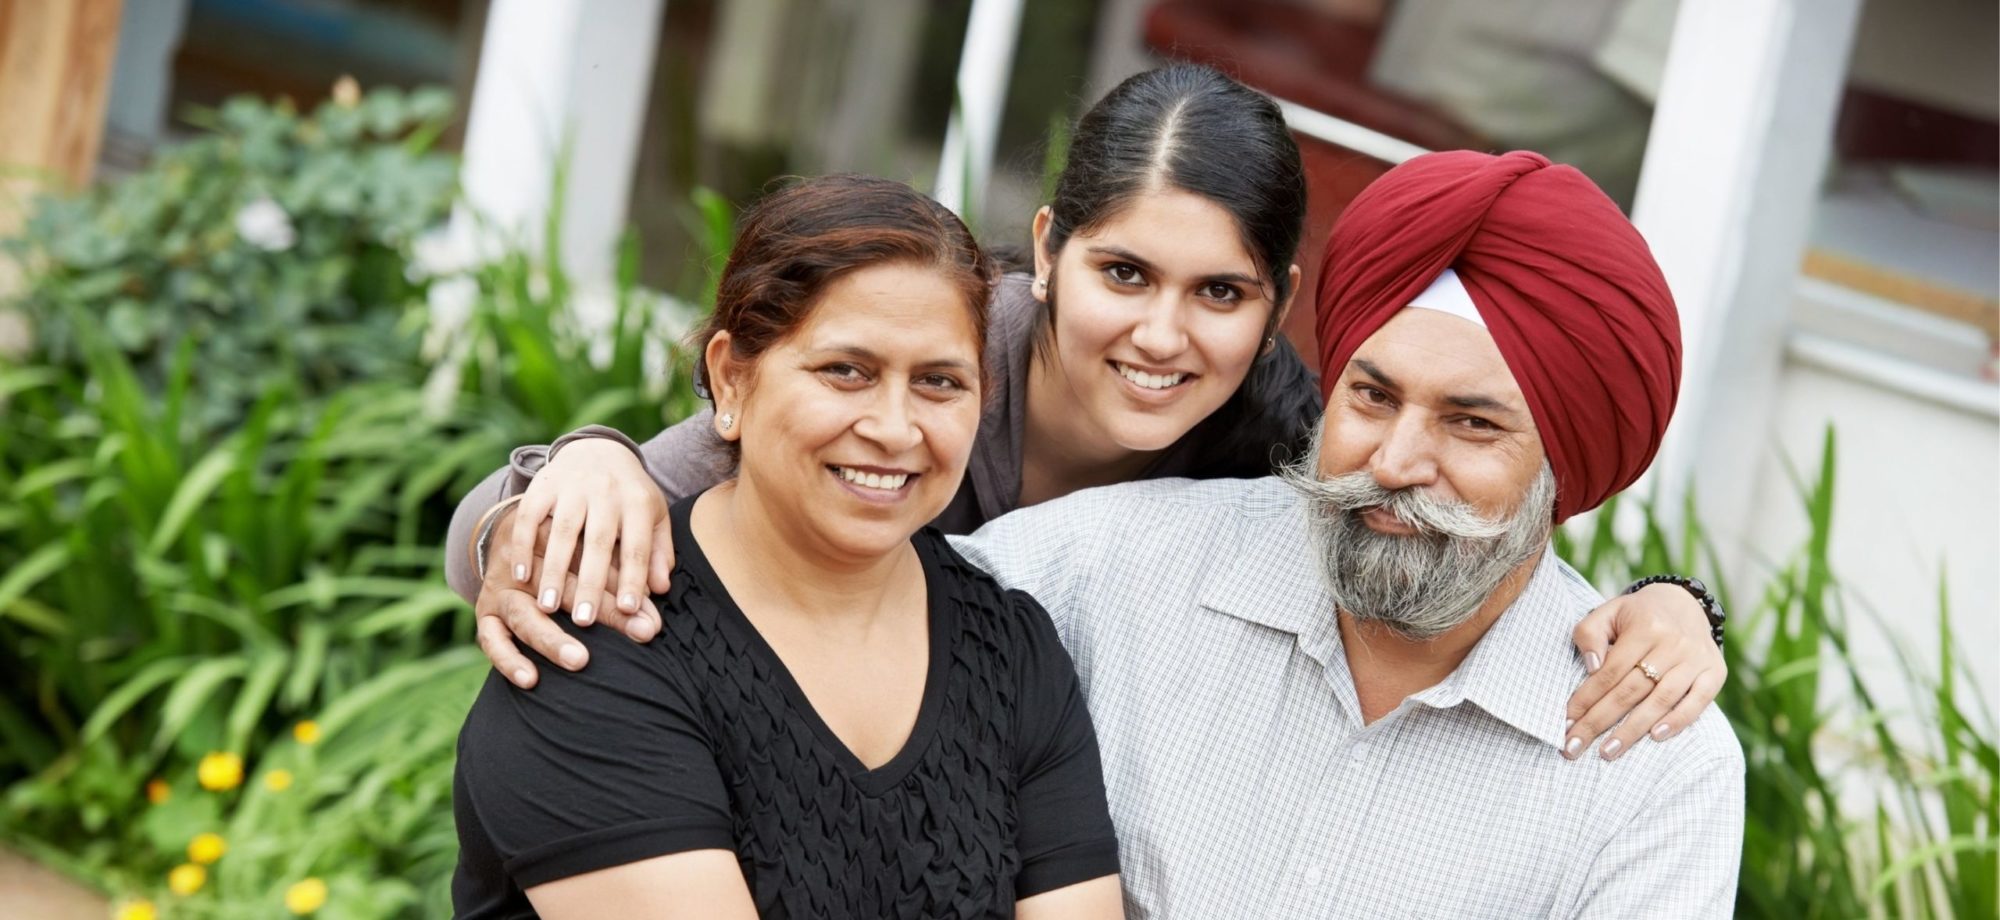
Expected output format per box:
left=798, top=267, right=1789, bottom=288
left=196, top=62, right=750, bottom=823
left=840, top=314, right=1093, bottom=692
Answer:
left=1005, top=588, right=1120, bottom=899
left=453, top=616, right=734, bottom=889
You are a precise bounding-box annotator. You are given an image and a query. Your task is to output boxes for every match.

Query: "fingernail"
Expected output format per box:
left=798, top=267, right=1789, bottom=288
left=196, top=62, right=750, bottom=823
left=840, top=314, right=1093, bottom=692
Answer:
left=574, top=601, right=594, bottom=626
left=619, top=593, right=638, bottom=612
left=1564, top=736, right=1582, bottom=757
left=1564, top=719, right=1575, bottom=734
left=512, top=668, right=532, bottom=687
left=1584, top=652, right=1602, bottom=673
left=1651, top=722, right=1671, bottom=741
left=559, top=644, right=586, bottom=668
left=626, top=619, right=654, bottom=641
left=540, top=588, right=557, bottom=610
left=514, top=563, right=528, bottom=582
left=1602, top=738, right=1624, bottom=760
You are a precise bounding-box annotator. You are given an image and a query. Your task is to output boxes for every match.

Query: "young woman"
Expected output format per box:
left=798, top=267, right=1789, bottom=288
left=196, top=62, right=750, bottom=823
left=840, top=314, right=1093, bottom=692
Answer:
left=446, top=65, right=1727, bottom=761
left=453, top=175, right=1123, bottom=918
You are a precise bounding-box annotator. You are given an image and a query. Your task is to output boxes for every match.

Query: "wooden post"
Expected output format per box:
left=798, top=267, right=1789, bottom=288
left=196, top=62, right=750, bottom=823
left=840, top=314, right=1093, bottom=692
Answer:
left=0, top=0, right=124, bottom=215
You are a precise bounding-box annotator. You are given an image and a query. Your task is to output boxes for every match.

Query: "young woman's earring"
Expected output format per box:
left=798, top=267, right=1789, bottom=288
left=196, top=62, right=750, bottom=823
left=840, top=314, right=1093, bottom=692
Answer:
left=1260, top=336, right=1276, bottom=356
left=1033, top=277, right=1047, bottom=296
left=718, top=412, right=735, bottom=433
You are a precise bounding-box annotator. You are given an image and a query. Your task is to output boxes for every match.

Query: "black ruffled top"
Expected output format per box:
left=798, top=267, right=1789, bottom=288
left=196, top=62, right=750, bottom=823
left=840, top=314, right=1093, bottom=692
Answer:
left=453, top=495, right=1120, bottom=918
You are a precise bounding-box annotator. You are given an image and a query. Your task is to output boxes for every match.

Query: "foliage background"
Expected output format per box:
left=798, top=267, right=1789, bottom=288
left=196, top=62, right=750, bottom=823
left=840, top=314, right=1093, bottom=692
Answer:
left=0, top=89, right=1992, bottom=918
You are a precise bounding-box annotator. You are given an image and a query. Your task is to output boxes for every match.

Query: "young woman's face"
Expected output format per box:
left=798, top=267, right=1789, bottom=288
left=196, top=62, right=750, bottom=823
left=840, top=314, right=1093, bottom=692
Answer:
left=1032, top=188, right=1294, bottom=454
left=709, top=263, right=984, bottom=561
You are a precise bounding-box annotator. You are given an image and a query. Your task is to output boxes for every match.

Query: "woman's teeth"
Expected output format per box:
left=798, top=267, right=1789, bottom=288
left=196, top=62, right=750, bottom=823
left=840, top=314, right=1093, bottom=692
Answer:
left=833, top=467, right=909, bottom=491
left=1116, top=362, right=1188, bottom=390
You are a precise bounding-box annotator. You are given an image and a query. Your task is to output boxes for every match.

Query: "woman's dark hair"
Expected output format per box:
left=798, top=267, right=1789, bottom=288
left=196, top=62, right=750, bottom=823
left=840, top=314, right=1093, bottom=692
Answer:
left=1038, top=64, right=1319, bottom=477
left=1042, top=63, right=1307, bottom=324
left=693, top=174, right=993, bottom=399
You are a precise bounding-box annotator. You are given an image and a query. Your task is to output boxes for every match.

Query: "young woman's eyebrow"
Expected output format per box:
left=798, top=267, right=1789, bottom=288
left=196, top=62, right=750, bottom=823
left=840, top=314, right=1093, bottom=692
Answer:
left=1084, top=246, right=1259, bottom=287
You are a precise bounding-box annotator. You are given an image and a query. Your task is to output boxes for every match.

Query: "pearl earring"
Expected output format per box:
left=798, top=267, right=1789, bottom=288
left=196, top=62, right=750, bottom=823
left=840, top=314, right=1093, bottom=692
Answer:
left=718, top=412, right=735, bottom=432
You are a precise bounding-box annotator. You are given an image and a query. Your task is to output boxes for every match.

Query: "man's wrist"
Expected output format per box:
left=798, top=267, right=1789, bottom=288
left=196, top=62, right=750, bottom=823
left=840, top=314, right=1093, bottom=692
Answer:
left=1624, top=575, right=1726, bottom=649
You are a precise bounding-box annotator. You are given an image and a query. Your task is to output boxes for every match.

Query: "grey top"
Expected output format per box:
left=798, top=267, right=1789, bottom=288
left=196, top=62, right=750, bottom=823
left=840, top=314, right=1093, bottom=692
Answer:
left=443, top=272, right=1322, bottom=601
left=950, top=476, right=1745, bottom=919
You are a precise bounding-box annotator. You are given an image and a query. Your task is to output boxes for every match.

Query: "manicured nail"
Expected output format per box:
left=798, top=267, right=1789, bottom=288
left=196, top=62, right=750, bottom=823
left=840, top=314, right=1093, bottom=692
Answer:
left=1651, top=722, right=1672, bottom=741
left=1564, top=736, right=1582, bottom=757
left=559, top=644, right=586, bottom=668
left=619, top=593, right=638, bottom=612
left=540, top=588, right=557, bottom=610
left=1602, top=738, right=1624, bottom=760
left=512, top=668, right=532, bottom=687
left=574, top=601, right=594, bottom=626
left=1584, top=652, right=1602, bottom=673
left=514, top=563, right=528, bottom=582
left=626, top=618, right=654, bottom=641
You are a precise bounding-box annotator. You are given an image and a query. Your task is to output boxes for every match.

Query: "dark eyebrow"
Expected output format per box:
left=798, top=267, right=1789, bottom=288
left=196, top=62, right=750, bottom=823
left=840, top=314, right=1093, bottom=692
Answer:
left=818, top=343, right=975, bottom=372
left=1085, top=246, right=1263, bottom=290
left=1354, top=358, right=1520, bottom=415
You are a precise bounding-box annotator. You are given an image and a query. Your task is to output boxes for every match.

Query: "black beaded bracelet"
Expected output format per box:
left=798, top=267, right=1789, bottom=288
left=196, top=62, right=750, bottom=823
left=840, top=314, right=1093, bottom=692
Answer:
left=1624, top=574, right=1726, bottom=649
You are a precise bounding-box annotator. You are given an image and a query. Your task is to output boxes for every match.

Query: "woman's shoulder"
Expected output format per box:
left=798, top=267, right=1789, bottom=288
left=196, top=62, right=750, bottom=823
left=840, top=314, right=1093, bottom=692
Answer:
left=918, top=527, right=1061, bottom=650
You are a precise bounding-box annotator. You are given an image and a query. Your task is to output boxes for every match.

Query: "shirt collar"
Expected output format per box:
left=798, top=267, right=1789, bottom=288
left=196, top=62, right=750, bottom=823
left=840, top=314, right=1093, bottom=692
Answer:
left=1199, top=485, right=1588, bottom=751
left=1403, top=548, right=1589, bottom=750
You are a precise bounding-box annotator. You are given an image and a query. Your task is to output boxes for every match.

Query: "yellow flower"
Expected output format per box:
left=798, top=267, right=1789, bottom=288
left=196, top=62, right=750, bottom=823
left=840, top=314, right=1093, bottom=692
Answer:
left=293, top=720, right=322, bottom=745
left=113, top=899, right=158, bottom=920
left=285, top=877, right=329, bottom=915
left=188, top=832, right=226, bottom=864
left=145, top=778, right=170, bottom=805
left=331, top=75, right=361, bottom=109
left=265, top=768, right=294, bottom=792
left=167, top=863, right=206, bottom=896
left=197, top=752, right=243, bottom=791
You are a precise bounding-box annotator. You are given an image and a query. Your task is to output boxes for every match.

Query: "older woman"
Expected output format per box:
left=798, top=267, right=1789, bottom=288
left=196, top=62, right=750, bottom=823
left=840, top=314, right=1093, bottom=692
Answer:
left=452, top=175, right=1122, bottom=919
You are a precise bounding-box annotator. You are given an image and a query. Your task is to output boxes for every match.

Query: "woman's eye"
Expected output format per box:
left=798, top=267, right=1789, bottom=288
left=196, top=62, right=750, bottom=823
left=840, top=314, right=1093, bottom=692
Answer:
left=1104, top=263, right=1144, bottom=286
left=821, top=364, right=868, bottom=384
left=917, top=373, right=967, bottom=393
left=1199, top=282, right=1242, bottom=303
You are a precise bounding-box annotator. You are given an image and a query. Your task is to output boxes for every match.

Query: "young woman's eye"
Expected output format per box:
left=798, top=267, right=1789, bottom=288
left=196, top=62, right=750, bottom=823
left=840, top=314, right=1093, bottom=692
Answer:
left=1104, top=263, right=1144, bottom=286
left=1199, top=282, right=1242, bottom=303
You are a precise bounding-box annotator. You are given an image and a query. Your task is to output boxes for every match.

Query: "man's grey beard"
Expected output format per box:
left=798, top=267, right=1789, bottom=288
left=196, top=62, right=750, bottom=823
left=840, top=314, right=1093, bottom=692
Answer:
left=1279, top=433, right=1558, bottom=641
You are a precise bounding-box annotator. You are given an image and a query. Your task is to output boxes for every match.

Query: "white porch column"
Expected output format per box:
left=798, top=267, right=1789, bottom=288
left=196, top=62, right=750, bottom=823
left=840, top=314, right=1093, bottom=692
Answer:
left=1628, top=0, right=1862, bottom=539
left=455, top=0, right=664, bottom=283
left=935, top=0, right=1026, bottom=220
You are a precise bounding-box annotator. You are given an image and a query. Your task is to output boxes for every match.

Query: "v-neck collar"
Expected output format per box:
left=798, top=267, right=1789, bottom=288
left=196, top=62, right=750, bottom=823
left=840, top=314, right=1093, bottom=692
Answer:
left=669, top=493, right=951, bottom=795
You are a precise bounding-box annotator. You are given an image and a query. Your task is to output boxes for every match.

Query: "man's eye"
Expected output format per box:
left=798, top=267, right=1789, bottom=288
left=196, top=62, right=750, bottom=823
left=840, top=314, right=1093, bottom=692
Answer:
left=1105, top=264, right=1144, bottom=286
left=1458, top=416, right=1499, bottom=433
left=1355, top=385, right=1392, bottom=405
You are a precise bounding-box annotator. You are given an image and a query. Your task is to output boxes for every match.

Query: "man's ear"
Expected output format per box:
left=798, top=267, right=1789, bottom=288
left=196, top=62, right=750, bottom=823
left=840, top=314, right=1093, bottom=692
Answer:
left=704, top=331, right=746, bottom=441
left=1029, top=206, right=1056, bottom=302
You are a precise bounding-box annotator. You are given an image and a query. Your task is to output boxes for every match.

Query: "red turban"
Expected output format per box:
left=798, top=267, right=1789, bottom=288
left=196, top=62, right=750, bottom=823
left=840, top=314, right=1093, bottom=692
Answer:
left=1314, top=150, right=1681, bottom=523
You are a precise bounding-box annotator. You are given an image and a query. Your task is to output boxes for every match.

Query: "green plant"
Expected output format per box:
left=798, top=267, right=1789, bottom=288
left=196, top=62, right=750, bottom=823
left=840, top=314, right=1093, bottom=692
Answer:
left=4, top=86, right=456, bottom=435
left=1558, top=428, right=1998, bottom=918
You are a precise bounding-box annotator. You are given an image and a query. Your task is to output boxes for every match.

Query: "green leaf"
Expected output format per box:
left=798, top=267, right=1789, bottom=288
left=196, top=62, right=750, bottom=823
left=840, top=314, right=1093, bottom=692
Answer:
left=80, top=656, right=198, bottom=741
left=152, top=656, right=251, bottom=753
left=0, top=543, right=73, bottom=622
left=145, top=439, right=240, bottom=555
left=226, top=652, right=290, bottom=751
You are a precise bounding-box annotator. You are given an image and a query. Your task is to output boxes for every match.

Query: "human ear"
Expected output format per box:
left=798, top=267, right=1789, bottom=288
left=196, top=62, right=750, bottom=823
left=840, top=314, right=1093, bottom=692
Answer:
left=1272, top=263, right=1303, bottom=335
left=1030, top=207, right=1056, bottom=302
left=704, top=331, right=747, bottom=441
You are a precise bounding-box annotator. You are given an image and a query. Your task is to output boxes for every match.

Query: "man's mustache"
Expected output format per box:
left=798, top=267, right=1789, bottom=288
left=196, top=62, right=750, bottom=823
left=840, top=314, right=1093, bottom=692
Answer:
left=1306, top=470, right=1509, bottom=541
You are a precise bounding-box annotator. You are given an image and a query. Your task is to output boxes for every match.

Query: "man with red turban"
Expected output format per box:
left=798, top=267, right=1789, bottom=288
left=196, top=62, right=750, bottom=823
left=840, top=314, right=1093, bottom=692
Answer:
left=952, top=150, right=1743, bottom=916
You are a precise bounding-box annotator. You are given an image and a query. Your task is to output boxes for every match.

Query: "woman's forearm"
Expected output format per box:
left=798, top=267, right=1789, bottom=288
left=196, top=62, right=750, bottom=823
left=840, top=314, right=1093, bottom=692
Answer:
left=439, top=410, right=737, bottom=602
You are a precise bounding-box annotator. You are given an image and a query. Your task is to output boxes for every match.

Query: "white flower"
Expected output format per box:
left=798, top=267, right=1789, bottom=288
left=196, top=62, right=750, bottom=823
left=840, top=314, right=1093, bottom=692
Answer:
left=235, top=197, right=297, bottom=252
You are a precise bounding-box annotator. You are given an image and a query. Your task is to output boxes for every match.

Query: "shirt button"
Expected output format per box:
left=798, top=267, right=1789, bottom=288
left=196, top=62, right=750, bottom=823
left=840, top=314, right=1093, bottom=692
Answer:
left=1349, top=741, right=1370, bottom=762
left=1303, top=867, right=1326, bottom=886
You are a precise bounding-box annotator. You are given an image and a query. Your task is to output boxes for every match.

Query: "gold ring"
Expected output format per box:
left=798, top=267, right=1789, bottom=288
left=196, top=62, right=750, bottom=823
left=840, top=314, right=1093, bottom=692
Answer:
left=1639, top=661, right=1663, bottom=683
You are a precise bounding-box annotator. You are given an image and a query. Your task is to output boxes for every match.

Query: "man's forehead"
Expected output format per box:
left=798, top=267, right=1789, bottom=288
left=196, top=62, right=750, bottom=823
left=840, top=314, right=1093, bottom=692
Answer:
left=1348, top=308, right=1525, bottom=407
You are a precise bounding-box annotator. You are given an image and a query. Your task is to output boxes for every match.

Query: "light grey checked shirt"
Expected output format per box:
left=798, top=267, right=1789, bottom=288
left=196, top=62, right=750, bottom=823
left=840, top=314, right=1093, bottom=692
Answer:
left=951, top=476, right=1744, bottom=919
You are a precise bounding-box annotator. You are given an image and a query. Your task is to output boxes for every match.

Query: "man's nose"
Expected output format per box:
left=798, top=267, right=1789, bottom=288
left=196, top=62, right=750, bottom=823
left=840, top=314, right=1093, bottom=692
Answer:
left=1369, top=413, right=1440, bottom=492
